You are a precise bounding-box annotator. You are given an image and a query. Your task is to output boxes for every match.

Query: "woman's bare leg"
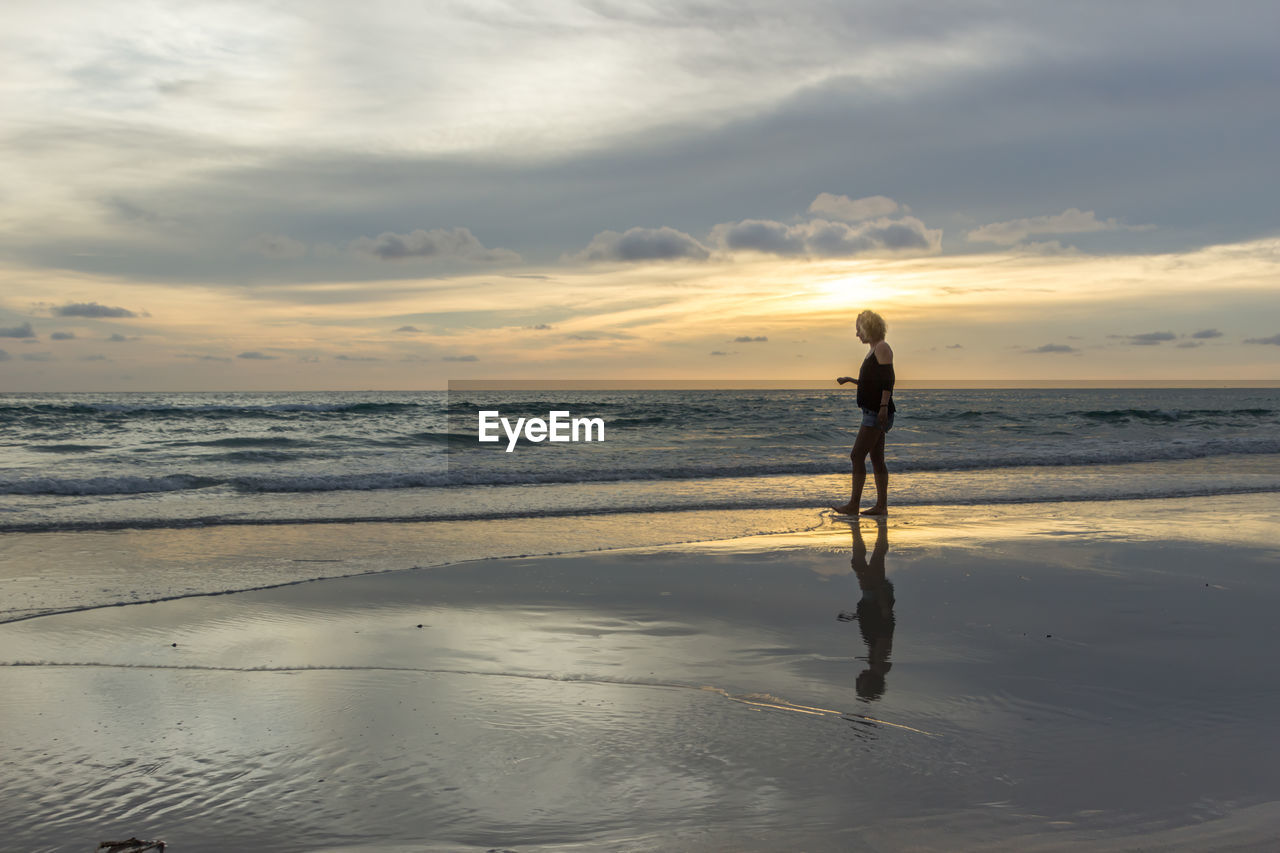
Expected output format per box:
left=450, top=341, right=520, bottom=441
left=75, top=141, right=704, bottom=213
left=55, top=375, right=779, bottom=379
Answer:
left=832, top=426, right=879, bottom=515
left=863, top=430, right=888, bottom=515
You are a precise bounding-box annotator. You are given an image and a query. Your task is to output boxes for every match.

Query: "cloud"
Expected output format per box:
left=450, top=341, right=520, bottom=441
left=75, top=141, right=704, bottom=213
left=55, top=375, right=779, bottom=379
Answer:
left=1017, top=240, right=1080, bottom=256
left=22, top=352, right=54, bottom=362
left=102, top=195, right=173, bottom=228
left=732, top=335, right=768, bottom=343
left=528, top=323, right=553, bottom=330
left=967, top=209, right=1152, bottom=246
left=1129, top=331, right=1176, bottom=345
left=335, top=354, right=382, bottom=362
left=1029, top=343, right=1077, bottom=353
left=247, top=233, right=308, bottom=259
left=393, top=325, right=422, bottom=333
left=574, top=226, right=711, bottom=262
left=0, top=322, right=36, bottom=338
left=710, top=216, right=941, bottom=257
left=237, top=351, right=278, bottom=360
left=1244, top=334, right=1280, bottom=345
left=177, top=353, right=231, bottom=362
left=442, top=354, right=479, bottom=362
left=808, top=193, right=901, bottom=222
left=0, top=349, right=9, bottom=361
left=710, top=220, right=803, bottom=255
left=709, top=350, right=729, bottom=356
left=1192, top=328, right=1224, bottom=339
left=350, top=227, right=519, bottom=262
left=1175, top=341, right=1202, bottom=348
left=106, top=333, right=136, bottom=342
left=80, top=354, right=110, bottom=361
left=946, top=344, right=964, bottom=349
left=50, top=331, right=76, bottom=340
left=54, top=302, right=140, bottom=318
left=564, top=331, right=635, bottom=341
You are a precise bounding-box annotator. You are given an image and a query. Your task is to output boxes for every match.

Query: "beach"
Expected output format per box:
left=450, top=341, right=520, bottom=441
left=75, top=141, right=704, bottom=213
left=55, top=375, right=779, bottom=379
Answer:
left=4, top=493, right=1280, bottom=851
left=7, top=1, right=1280, bottom=848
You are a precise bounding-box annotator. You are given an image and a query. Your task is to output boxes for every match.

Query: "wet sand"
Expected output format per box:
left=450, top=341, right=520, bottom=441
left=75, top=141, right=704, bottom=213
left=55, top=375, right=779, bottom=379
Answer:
left=2, top=494, right=1280, bottom=851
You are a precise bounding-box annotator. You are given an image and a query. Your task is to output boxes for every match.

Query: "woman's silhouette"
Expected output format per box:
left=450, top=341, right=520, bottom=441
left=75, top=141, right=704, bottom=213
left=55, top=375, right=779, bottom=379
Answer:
left=833, top=309, right=896, bottom=516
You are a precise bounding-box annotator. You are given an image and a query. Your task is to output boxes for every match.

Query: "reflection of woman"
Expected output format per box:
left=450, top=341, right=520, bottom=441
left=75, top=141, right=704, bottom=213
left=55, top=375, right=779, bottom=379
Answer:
left=832, top=309, right=895, bottom=516
left=838, top=518, right=895, bottom=701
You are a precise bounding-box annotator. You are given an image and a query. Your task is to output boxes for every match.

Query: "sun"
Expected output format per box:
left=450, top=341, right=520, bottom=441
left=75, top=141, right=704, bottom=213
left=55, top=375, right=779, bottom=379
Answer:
left=812, top=273, right=873, bottom=309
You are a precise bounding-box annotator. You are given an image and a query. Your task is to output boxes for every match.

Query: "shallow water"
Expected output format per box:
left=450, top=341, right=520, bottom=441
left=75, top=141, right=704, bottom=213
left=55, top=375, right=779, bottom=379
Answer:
left=3, top=502, right=1280, bottom=851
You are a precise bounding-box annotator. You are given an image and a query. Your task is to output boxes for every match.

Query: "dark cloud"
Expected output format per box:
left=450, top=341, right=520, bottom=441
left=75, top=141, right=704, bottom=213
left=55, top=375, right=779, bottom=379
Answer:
left=574, top=227, right=711, bottom=262
left=55, top=302, right=140, bottom=318
left=1175, top=341, right=1202, bottom=348
left=350, top=227, right=518, bottom=262
left=106, top=333, right=136, bottom=342
left=442, top=354, right=479, bottom=362
left=712, top=220, right=804, bottom=255
left=80, top=354, right=109, bottom=361
left=1244, top=334, right=1280, bottom=345
left=946, top=344, right=963, bottom=349
left=1192, top=328, right=1223, bottom=339
left=22, top=352, right=54, bottom=362
left=50, top=331, right=76, bottom=340
left=0, top=322, right=36, bottom=338
left=237, top=351, right=278, bottom=360
left=1029, top=343, right=1077, bottom=353
left=335, top=354, right=382, bottom=361
left=710, top=216, right=940, bottom=257
left=393, top=325, right=421, bottom=333
left=528, top=324, right=553, bottom=330
left=709, top=350, right=729, bottom=356
left=1129, top=331, right=1176, bottom=345
left=732, top=336, right=768, bottom=343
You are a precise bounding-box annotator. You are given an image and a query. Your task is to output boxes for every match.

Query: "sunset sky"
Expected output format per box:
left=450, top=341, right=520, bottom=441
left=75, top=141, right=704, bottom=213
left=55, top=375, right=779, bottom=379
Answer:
left=2, top=0, right=1278, bottom=390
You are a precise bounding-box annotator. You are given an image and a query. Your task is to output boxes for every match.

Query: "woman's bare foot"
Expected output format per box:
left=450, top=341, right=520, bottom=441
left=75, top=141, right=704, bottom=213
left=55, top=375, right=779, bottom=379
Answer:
left=831, top=503, right=858, bottom=515
left=860, top=504, right=887, bottom=516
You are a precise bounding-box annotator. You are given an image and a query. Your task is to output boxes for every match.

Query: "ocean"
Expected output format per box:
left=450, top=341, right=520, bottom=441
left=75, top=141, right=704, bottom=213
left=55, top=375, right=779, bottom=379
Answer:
left=3, top=388, right=1279, bottom=535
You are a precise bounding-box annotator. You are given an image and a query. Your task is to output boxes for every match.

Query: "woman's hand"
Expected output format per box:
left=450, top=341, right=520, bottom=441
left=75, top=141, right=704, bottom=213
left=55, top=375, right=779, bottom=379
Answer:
left=836, top=376, right=856, bottom=385
left=876, top=406, right=889, bottom=429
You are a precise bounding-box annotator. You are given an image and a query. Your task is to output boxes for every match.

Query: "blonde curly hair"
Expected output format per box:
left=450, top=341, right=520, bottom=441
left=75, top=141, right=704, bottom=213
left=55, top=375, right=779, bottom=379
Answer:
left=856, top=310, right=887, bottom=341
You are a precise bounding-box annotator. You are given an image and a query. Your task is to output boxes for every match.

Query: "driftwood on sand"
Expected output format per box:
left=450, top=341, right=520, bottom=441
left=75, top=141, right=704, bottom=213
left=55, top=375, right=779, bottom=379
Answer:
left=98, top=838, right=166, bottom=852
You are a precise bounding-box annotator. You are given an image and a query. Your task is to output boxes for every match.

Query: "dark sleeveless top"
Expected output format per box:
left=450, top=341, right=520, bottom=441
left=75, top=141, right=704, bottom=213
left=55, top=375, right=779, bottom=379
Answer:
left=856, top=350, right=897, bottom=414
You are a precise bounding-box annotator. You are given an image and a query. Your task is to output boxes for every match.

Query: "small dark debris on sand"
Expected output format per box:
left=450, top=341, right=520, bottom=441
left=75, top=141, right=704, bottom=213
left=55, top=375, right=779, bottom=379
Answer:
left=99, top=838, right=165, bottom=852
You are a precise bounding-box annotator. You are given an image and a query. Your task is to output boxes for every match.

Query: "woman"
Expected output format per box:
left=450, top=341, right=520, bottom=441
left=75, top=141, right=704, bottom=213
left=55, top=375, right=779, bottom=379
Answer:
left=832, top=309, right=895, bottom=516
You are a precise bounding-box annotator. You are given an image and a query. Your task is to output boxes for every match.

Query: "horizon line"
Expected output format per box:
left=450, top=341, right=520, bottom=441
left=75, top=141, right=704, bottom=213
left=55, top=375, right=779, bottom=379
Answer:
left=4, top=379, right=1278, bottom=393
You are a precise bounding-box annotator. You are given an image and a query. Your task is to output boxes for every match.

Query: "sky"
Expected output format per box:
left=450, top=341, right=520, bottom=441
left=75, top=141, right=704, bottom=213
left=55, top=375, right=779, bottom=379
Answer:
left=2, top=0, right=1279, bottom=390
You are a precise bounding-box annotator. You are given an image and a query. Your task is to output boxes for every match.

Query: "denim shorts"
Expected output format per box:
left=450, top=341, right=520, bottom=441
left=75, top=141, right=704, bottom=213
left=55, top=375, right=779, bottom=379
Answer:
left=860, top=407, right=895, bottom=432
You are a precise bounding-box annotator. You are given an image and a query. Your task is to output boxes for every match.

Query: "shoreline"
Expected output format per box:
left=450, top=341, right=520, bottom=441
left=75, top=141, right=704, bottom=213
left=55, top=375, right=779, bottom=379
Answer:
left=5, top=490, right=1280, bottom=624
